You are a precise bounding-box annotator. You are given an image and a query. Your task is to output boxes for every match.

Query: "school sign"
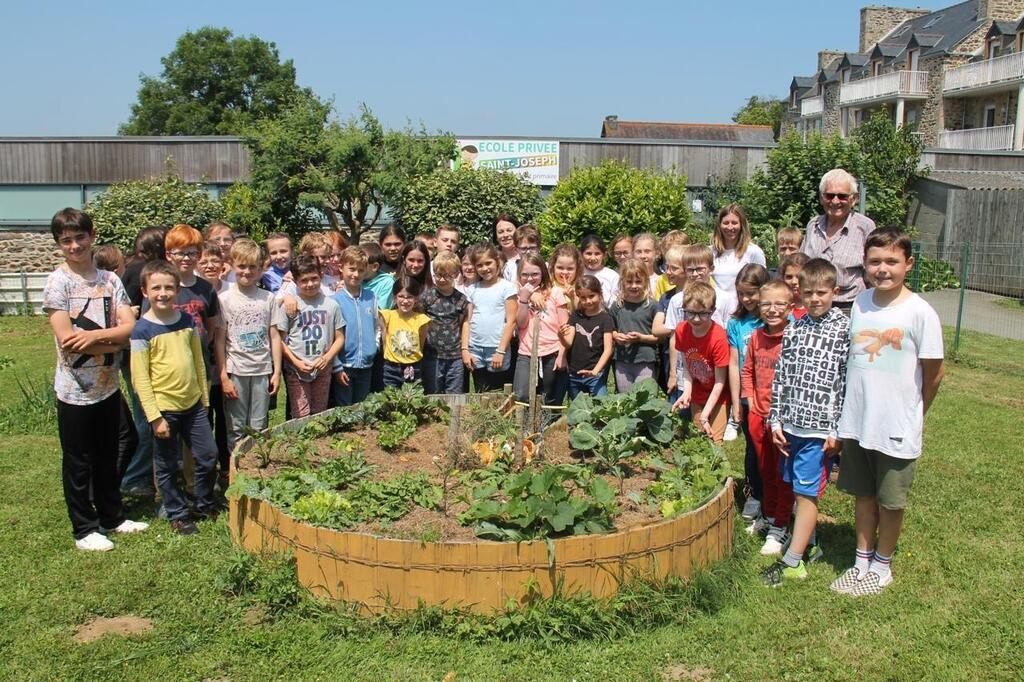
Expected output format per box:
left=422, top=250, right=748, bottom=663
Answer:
left=455, top=139, right=560, bottom=186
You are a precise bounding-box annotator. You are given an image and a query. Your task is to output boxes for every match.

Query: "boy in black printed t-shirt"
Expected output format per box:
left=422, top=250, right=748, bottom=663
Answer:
left=421, top=251, right=469, bottom=394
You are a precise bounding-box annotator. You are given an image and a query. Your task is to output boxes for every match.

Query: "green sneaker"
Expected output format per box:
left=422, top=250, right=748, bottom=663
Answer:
left=805, top=544, right=825, bottom=564
left=761, top=559, right=808, bottom=587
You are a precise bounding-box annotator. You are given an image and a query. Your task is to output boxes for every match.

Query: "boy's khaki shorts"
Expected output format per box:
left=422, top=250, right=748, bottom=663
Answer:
left=837, top=440, right=917, bottom=510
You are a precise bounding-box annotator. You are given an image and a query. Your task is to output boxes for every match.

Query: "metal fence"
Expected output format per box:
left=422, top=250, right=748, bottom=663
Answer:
left=911, top=241, right=1024, bottom=353
left=0, top=272, right=47, bottom=315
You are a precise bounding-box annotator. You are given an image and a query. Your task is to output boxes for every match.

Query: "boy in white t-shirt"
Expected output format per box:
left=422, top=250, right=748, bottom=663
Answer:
left=832, top=227, right=945, bottom=597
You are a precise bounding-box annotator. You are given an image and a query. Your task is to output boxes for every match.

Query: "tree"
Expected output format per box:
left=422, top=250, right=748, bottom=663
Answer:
left=243, top=94, right=457, bottom=242
left=741, top=110, right=924, bottom=229
left=536, top=161, right=691, bottom=249
left=86, top=174, right=224, bottom=252
left=120, top=27, right=308, bottom=135
left=392, top=166, right=543, bottom=246
left=732, top=95, right=786, bottom=140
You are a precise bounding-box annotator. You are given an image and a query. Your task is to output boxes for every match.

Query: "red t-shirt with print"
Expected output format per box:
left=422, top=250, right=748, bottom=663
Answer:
left=674, top=321, right=730, bottom=405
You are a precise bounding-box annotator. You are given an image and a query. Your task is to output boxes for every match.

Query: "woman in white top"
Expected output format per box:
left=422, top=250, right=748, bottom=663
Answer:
left=711, top=203, right=766, bottom=315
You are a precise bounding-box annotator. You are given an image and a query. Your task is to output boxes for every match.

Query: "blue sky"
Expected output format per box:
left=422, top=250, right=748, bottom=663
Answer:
left=1, top=0, right=954, bottom=138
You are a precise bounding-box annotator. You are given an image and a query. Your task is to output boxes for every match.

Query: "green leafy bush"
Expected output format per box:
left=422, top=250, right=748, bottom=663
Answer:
left=536, top=160, right=690, bottom=249
left=393, top=166, right=544, bottom=246
left=377, top=411, right=418, bottom=451
left=742, top=110, right=924, bottom=229
left=913, top=255, right=960, bottom=292
left=86, top=173, right=224, bottom=252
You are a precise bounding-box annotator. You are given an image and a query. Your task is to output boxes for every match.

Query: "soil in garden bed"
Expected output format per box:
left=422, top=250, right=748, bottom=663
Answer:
left=235, top=419, right=668, bottom=542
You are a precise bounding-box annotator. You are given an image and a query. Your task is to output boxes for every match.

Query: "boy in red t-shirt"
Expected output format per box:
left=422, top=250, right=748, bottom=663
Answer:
left=741, top=280, right=795, bottom=555
left=671, top=282, right=729, bottom=443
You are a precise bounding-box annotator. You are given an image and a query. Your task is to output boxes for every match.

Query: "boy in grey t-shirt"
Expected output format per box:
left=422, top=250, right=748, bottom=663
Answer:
left=275, top=255, right=346, bottom=417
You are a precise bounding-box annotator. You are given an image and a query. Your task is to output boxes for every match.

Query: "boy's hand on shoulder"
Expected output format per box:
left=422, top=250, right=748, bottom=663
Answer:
left=152, top=417, right=171, bottom=439
left=281, top=295, right=299, bottom=317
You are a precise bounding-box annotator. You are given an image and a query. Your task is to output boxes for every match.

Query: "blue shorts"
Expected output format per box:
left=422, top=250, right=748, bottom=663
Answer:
left=781, top=432, right=831, bottom=498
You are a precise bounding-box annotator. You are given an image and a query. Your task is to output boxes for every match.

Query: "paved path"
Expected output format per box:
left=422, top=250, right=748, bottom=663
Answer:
left=920, top=289, right=1024, bottom=341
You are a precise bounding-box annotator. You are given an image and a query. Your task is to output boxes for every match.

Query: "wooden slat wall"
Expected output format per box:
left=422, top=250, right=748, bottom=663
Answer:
left=920, top=149, right=1024, bottom=172
left=0, top=138, right=772, bottom=188
left=559, top=141, right=769, bottom=186
left=942, top=188, right=1024, bottom=298
left=0, top=139, right=251, bottom=184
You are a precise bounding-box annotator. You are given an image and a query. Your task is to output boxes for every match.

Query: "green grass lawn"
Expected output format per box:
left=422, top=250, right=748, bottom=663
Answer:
left=0, top=316, right=1021, bottom=680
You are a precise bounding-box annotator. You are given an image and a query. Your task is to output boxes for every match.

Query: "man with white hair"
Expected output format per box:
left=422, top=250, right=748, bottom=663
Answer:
left=801, top=169, right=876, bottom=313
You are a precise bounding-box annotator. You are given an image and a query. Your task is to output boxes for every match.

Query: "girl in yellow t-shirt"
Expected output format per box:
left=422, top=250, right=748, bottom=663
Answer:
left=379, top=276, right=430, bottom=387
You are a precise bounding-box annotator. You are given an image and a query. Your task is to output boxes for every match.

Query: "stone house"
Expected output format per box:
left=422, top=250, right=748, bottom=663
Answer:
left=781, top=0, right=1024, bottom=151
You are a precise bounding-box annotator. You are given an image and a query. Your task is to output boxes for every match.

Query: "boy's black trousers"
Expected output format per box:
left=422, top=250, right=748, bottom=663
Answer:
left=57, top=392, right=126, bottom=539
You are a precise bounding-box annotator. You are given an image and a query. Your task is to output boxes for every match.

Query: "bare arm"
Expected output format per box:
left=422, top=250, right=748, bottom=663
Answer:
left=921, top=358, right=944, bottom=414
left=59, top=304, right=135, bottom=353
left=461, top=304, right=474, bottom=370
left=268, top=326, right=283, bottom=396
left=728, top=347, right=742, bottom=422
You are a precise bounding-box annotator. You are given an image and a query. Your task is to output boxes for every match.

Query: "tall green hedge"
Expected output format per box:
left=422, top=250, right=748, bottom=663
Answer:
left=536, top=160, right=691, bottom=249
left=86, top=174, right=224, bottom=252
left=392, top=166, right=543, bottom=246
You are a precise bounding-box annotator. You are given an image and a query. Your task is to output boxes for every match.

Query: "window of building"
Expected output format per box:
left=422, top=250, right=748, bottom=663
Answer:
left=923, top=15, right=943, bottom=29
left=0, top=186, right=84, bottom=222
left=988, top=39, right=1000, bottom=60
left=872, top=61, right=882, bottom=76
left=792, top=90, right=798, bottom=106
left=984, top=105, right=997, bottom=128
left=907, top=49, right=919, bottom=72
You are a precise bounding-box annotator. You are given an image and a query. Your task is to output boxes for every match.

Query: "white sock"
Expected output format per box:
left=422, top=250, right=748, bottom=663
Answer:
left=868, top=551, right=892, bottom=580
left=854, top=548, right=873, bottom=576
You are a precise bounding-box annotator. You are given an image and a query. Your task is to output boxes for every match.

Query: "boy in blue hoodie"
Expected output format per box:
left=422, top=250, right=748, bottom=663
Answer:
left=332, top=246, right=380, bottom=405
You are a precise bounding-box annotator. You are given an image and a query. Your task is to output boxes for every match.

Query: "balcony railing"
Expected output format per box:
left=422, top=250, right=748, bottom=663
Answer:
left=944, top=52, right=1024, bottom=92
left=839, top=70, right=929, bottom=105
left=801, top=96, right=824, bottom=117
left=937, top=125, right=1015, bottom=151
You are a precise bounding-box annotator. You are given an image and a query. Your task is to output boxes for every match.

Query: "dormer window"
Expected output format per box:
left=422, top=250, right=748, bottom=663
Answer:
left=792, top=89, right=798, bottom=106
left=872, top=61, right=882, bottom=76
left=841, top=68, right=851, bottom=82
left=988, top=38, right=1000, bottom=60
left=907, top=48, right=919, bottom=71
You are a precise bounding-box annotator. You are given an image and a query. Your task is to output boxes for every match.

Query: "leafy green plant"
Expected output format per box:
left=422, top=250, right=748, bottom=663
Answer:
left=349, top=473, right=442, bottom=522
left=290, top=490, right=358, bottom=527
left=913, top=255, right=959, bottom=292
left=459, top=464, right=616, bottom=544
left=85, top=172, right=225, bottom=253
left=642, top=437, right=734, bottom=518
left=377, top=411, right=417, bottom=452
left=0, top=374, right=56, bottom=435
left=392, top=165, right=544, bottom=246
left=537, top=160, right=691, bottom=251
left=567, top=379, right=680, bottom=488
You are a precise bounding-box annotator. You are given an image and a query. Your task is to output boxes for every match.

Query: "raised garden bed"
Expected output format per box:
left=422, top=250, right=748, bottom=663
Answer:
left=228, top=381, right=735, bottom=613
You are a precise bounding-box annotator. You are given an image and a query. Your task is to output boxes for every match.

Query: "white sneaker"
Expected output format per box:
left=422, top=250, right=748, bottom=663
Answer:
left=75, top=532, right=114, bottom=552
left=104, top=519, right=149, bottom=534
left=741, top=497, right=761, bottom=520
left=760, top=534, right=788, bottom=556
left=724, top=418, right=740, bottom=442
left=745, top=516, right=769, bottom=535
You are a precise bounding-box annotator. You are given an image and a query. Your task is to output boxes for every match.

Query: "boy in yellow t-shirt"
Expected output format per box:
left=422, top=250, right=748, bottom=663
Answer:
left=379, top=276, right=430, bottom=387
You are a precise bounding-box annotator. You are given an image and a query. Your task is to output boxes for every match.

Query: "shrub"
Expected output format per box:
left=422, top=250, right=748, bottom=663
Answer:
left=742, top=110, right=924, bottom=230
left=536, top=160, right=691, bottom=249
left=86, top=173, right=224, bottom=252
left=392, top=166, right=543, bottom=246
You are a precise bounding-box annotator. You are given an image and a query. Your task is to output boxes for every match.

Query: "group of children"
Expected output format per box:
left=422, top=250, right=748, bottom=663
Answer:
left=45, top=203, right=944, bottom=599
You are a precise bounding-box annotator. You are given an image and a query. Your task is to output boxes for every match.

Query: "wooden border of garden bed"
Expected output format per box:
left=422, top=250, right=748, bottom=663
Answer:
left=228, top=403, right=735, bottom=614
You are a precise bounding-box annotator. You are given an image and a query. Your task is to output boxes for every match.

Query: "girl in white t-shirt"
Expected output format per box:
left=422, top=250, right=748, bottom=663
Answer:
left=580, top=234, right=620, bottom=309
left=464, top=243, right=518, bottom=392
left=711, top=204, right=766, bottom=316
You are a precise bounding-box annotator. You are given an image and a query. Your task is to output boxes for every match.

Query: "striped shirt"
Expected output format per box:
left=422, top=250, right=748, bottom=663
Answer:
left=130, top=314, right=209, bottom=423
left=801, top=212, right=876, bottom=304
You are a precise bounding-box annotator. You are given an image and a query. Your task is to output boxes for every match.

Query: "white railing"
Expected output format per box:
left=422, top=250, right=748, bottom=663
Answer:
left=801, top=95, right=824, bottom=117
left=840, top=70, right=929, bottom=104
left=944, top=52, right=1024, bottom=92
left=937, top=125, right=1016, bottom=151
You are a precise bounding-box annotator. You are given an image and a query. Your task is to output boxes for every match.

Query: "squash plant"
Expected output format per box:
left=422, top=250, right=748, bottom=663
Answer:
left=458, top=464, right=617, bottom=547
